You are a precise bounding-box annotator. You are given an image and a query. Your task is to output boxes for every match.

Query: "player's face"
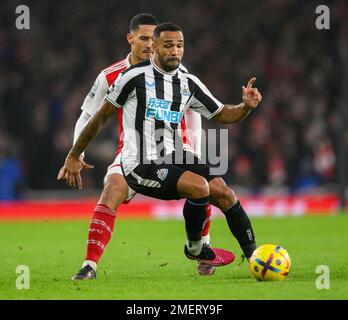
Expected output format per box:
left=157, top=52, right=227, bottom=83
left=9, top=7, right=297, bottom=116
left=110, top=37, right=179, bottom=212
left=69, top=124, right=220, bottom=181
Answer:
left=127, top=25, right=156, bottom=63
left=153, top=31, right=184, bottom=72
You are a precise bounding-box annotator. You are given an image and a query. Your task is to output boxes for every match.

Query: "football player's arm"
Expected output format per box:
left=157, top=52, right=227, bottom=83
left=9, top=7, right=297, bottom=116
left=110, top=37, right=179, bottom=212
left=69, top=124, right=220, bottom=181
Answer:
left=69, top=100, right=116, bottom=159
left=70, top=70, right=134, bottom=159
left=57, top=100, right=117, bottom=189
left=73, top=111, right=90, bottom=160
left=73, top=72, right=109, bottom=159
left=213, top=103, right=253, bottom=124
left=213, top=78, right=262, bottom=124
left=189, top=76, right=262, bottom=123
left=58, top=71, right=134, bottom=189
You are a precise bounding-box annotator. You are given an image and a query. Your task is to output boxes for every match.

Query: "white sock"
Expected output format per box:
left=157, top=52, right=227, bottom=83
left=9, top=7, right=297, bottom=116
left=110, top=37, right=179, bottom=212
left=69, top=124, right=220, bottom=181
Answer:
left=186, top=239, right=203, bottom=255
left=202, top=234, right=211, bottom=246
left=82, top=260, right=97, bottom=271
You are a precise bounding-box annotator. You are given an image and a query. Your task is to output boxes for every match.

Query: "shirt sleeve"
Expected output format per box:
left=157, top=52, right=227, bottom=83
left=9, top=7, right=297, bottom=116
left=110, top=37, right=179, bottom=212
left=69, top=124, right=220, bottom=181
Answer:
left=187, top=75, right=224, bottom=120
left=184, top=109, right=202, bottom=158
left=81, top=72, right=109, bottom=116
left=179, top=63, right=189, bottom=73
left=72, top=110, right=91, bottom=159
left=105, top=71, right=137, bottom=108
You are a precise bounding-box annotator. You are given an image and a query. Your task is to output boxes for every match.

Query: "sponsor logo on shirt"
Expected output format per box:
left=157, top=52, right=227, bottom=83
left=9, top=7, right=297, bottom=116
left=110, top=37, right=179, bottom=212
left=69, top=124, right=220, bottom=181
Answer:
left=145, top=98, right=181, bottom=124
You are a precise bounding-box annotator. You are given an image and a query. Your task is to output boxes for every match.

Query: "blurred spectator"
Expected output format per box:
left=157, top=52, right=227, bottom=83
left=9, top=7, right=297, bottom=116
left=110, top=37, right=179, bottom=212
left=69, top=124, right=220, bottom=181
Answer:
left=0, top=131, right=23, bottom=200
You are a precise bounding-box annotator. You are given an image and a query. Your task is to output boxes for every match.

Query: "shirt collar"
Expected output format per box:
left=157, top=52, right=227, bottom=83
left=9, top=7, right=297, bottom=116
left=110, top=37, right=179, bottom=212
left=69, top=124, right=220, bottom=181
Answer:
left=150, top=58, right=178, bottom=76
left=125, top=53, right=132, bottom=68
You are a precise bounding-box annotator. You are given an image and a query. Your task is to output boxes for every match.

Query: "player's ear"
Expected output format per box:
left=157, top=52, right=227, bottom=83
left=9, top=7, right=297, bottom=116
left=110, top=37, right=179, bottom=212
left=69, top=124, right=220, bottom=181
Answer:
left=127, top=33, right=133, bottom=45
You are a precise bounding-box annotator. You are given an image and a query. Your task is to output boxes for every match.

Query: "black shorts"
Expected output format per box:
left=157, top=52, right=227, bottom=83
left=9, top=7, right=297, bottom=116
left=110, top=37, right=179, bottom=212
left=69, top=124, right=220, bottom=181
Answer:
left=122, top=153, right=215, bottom=200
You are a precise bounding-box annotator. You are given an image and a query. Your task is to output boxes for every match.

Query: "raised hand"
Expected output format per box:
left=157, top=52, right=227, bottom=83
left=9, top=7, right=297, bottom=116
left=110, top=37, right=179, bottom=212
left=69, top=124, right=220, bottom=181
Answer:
left=57, top=154, right=94, bottom=190
left=242, top=77, right=262, bottom=109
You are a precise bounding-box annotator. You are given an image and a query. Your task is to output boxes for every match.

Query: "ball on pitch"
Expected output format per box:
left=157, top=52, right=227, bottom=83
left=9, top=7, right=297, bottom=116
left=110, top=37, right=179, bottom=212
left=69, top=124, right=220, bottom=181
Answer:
left=249, top=244, right=291, bottom=281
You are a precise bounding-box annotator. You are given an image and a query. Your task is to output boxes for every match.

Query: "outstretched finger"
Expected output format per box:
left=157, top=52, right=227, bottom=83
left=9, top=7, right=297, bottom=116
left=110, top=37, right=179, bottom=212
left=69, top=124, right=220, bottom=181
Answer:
left=247, top=77, right=256, bottom=88
left=82, top=161, right=94, bottom=170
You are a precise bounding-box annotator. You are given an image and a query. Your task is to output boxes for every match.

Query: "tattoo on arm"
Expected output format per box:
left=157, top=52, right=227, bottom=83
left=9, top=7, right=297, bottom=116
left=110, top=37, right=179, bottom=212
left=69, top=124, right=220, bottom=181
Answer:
left=69, top=100, right=116, bottom=158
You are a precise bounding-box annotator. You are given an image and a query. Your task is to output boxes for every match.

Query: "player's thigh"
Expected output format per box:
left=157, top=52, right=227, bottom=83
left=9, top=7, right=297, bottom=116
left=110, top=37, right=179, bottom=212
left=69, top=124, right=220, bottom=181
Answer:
left=176, top=152, right=215, bottom=183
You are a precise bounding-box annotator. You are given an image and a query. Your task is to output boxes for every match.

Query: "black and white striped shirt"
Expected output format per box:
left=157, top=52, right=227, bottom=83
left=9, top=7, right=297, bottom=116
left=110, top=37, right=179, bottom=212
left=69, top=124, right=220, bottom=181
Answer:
left=106, top=59, right=224, bottom=175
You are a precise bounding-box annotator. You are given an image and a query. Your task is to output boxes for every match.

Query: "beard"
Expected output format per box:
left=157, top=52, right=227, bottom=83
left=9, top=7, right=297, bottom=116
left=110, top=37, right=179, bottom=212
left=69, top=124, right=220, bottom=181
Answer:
left=158, top=55, right=181, bottom=72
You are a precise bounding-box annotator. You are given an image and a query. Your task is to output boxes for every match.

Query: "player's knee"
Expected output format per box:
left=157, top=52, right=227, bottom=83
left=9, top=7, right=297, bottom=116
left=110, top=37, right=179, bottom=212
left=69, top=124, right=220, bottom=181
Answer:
left=209, top=178, right=237, bottom=209
left=100, top=174, right=128, bottom=207
left=190, top=177, right=209, bottom=199
left=178, top=172, right=210, bottom=199
left=221, top=187, right=237, bottom=209
left=105, top=175, right=127, bottom=193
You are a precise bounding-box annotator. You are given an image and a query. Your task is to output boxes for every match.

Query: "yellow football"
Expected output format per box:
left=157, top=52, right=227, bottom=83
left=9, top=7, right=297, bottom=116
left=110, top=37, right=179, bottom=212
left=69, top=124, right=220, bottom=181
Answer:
left=249, top=244, right=291, bottom=281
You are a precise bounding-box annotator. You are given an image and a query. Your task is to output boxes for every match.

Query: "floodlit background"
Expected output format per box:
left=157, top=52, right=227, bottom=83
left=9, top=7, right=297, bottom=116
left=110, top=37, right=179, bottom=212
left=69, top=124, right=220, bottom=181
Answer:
left=1, top=0, right=347, bottom=216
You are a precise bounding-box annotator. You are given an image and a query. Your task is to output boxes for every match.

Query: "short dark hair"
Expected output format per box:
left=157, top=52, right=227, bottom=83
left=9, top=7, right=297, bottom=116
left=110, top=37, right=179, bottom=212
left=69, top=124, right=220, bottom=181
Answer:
left=153, top=22, right=183, bottom=38
left=129, top=13, right=159, bottom=32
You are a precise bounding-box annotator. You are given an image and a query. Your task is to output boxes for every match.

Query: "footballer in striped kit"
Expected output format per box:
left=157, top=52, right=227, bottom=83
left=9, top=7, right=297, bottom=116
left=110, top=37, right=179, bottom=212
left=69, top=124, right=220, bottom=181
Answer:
left=65, top=14, right=216, bottom=279
left=59, top=21, right=262, bottom=280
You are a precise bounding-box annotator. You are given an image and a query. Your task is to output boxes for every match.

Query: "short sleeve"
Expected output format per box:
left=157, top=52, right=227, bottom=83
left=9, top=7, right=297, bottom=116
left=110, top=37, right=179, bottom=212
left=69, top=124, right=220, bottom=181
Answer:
left=81, top=72, right=109, bottom=116
left=183, top=109, right=202, bottom=157
left=186, top=75, right=224, bottom=120
left=105, top=71, right=136, bottom=108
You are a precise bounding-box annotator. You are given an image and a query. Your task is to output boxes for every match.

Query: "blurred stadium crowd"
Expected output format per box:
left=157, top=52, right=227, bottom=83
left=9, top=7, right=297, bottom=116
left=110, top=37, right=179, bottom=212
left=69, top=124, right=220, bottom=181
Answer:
left=0, top=0, right=347, bottom=199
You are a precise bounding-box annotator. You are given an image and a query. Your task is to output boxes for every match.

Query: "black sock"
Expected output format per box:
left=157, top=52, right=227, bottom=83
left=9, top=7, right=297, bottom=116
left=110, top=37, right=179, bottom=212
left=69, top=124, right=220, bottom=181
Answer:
left=183, top=197, right=209, bottom=241
left=222, top=200, right=256, bottom=258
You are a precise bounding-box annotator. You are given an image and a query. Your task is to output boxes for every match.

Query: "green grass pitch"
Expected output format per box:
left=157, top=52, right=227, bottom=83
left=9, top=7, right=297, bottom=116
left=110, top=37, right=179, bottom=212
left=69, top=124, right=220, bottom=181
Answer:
left=1, top=215, right=348, bottom=300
